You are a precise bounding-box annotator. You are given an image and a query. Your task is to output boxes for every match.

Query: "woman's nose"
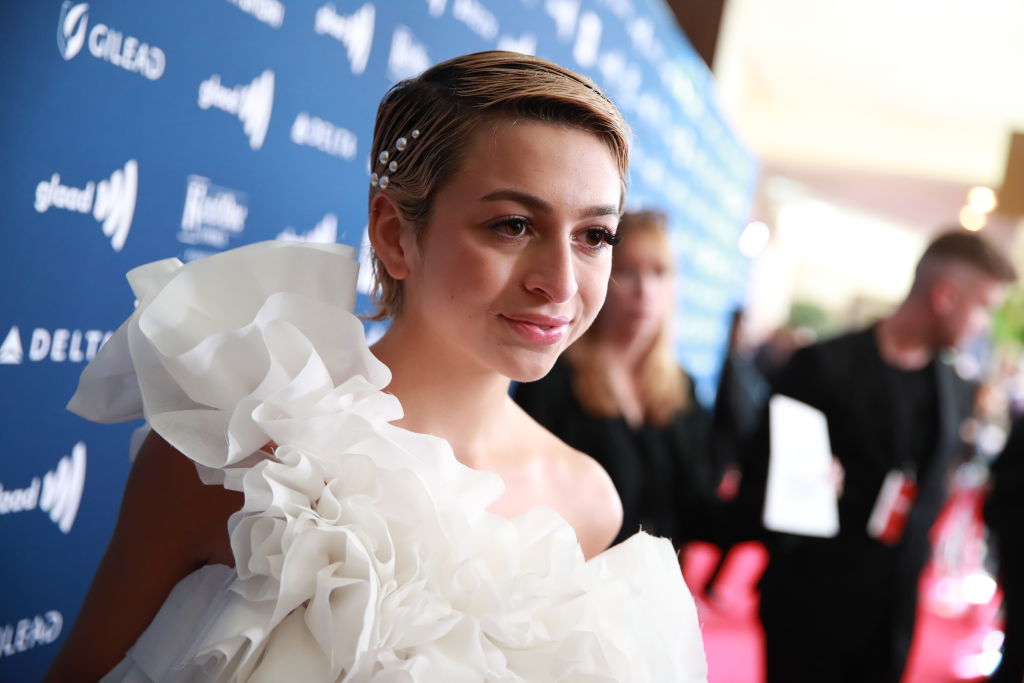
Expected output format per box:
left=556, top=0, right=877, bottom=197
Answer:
left=523, top=240, right=578, bottom=303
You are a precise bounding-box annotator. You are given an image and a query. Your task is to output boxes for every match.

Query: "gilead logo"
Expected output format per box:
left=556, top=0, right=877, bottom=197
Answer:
left=198, top=71, right=275, bottom=150
left=57, top=2, right=89, bottom=60
left=0, top=611, right=63, bottom=659
left=56, top=1, right=166, bottom=80
left=0, top=442, right=87, bottom=534
left=33, top=160, right=138, bottom=252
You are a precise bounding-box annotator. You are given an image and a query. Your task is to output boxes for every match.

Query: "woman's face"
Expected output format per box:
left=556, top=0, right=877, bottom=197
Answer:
left=398, top=120, right=621, bottom=382
left=599, top=227, right=675, bottom=346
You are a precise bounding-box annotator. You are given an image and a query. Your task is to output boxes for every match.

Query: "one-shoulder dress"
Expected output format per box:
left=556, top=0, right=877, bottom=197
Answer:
left=68, top=241, right=707, bottom=683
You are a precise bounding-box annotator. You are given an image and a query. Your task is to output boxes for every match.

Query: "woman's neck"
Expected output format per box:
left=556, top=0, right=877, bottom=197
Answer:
left=370, top=317, right=514, bottom=466
left=596, top=330, right=654, bottom=374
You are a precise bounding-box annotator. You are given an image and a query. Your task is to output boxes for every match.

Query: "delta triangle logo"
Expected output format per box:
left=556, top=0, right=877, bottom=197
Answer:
left=0, top=327, right=23, bottom=365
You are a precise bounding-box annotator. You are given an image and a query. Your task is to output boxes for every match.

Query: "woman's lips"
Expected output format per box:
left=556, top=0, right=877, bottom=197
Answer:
left=500, top=314, right=570, bottom=345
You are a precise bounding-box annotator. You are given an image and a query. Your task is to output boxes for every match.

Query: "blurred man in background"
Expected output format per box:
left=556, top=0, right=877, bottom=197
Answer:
left=741, top=230, right=1016, bottom=683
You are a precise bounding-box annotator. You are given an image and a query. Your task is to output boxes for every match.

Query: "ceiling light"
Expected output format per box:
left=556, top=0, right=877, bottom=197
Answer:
left=959, top=205, right=986, bottom=231
left=967, top=186, right=998, bottom=214
left=738, top=220, right=770, bottom=257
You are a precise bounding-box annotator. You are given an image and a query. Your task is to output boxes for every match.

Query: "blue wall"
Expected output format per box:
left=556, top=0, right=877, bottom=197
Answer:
left=0, top=1, right=756, bottom=678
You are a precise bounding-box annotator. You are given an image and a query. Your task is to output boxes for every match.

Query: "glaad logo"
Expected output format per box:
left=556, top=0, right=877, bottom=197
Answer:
left=179, top=176, right=248, bottom=249
left=0, top=611, right=63, bottom=659
left=0, top=326, right=112, bottom=366
left=453, top=0, right=498, bottom=41
left=572, top=10, right=602, bottom=68
left=387, top=25, right=430, bottom=82
left=33, top=160, right=138, bottom=252
left=314, top=3, right=375, bottom=76
left=198, top=71, right=275, bottom=150
left=277, top=213, right=338, bottom=243
left=0, top=442, right=87, bottom=534
left=291, top=112, right=357, bottom=160
left=57, top=2, right=89, bottom=60
left=497, top=33, right=537, bottom=55
left=426, top=0, right=447, bottom=17
left=228, top=0, right=285, bottom=29
left=56, top=1, right=166, bottom=80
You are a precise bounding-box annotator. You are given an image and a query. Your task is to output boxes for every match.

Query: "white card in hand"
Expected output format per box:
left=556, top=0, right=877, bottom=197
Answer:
left=763, top=394, right=840, bottom=538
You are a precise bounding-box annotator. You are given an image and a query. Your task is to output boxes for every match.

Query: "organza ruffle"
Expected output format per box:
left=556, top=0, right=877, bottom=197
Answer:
left=72, top=242, right=706, bottom=682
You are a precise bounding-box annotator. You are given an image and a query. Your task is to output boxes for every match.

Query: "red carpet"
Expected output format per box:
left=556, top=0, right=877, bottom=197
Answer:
left=683, top=535, right=1003, bottom=683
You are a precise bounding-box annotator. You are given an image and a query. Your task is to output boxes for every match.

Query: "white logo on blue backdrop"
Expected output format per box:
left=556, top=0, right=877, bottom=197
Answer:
left=56, top=2, right=89, bottom=60
left=0, top=442, right=87, bottom=534
left=277, top=213, right=339, bottom=243
left=0, top=611, right=64, bottom=659
left=34, top=160, right=138, bottom=252
left=179, top=176, right=249, bottom=253
left=228, top=0, right=285, bottom=29
left=0, top=326, right=112, bottom=366
left=387, top=25, right=430, bottom=82
left=198, top=71, right=275, bottom=150
left=452, top=0, right=498, bottom=41
left=56, top=2, right=166, bottom=79
left=314, top=3, right=375, bottom=76
left=291, top=112, right=357, bottom=160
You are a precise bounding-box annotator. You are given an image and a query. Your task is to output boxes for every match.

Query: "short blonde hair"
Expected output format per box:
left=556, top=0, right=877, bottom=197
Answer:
left=367, top=50, right=630, bottom=320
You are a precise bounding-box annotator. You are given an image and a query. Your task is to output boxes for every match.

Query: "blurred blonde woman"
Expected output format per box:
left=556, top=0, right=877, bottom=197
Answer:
left=516, top=210, right=720, bottom=548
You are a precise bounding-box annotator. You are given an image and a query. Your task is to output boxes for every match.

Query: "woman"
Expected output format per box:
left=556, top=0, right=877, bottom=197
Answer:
left=47, top=53, right=706, bottom=682
left=515, top=210, right=719, bottom=548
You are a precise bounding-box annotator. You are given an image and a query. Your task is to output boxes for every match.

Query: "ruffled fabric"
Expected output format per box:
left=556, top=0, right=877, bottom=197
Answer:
left=71, top=241, right=707, bottom=683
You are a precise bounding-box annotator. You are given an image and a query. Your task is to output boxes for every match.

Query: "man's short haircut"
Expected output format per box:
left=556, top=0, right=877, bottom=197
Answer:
left=912, top=229, right=1018, bottom=294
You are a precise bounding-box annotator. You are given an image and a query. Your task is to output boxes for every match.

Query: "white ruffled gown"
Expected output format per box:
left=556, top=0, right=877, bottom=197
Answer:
left=68, top=241, right=707, bottom=683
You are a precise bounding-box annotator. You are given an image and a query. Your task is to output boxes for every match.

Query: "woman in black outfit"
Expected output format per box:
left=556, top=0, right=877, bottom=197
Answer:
left=514, top=210, right=718, bottom=548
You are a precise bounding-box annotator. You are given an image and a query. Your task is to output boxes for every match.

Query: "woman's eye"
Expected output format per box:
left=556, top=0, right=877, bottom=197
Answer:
left=492, top=217, right=529, bottom=238
left=582, top=228, right=620, bottom=248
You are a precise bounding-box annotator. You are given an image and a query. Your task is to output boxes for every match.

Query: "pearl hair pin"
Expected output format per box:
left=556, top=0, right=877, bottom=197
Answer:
left=371, top=129, right=420, bottom=189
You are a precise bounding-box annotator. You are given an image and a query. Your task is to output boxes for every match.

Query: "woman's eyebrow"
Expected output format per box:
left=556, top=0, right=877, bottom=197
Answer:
left=480, top=189, right=618, bottom=219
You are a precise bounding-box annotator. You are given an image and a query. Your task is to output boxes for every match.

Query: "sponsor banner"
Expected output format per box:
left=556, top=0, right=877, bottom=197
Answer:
left=33, top=161, right=138, bottom=252
left=57, top=2, right=166, bottom=80
left=277, top=213, right=339, bottom=243
left=0, top=611, right=63, bottom=659
left=179, top=175, right=249, bottom=254
left=197, top=71, right=275, bottom=150
left=0, top=327, right=113, bottom=366
left=315, top=3, right=375, bottom=75
left=3, top=4, right=757, bottom=680
left=0, top=442, right=87, bottom=534
left=227, top=0, right=285, bottom=29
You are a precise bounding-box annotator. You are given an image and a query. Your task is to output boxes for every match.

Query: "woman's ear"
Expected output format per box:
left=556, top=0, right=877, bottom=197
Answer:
left=368, top=193, right=412, bottom=280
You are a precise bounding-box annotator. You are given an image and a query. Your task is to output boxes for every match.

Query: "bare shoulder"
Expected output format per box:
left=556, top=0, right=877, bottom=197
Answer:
left=125, top=430, right=241, bottom=559
left=44, top=430, right=240, bottom=682
left=514, top=409, right=623, bottom=559
left=552, top=439, right=623, bottom=558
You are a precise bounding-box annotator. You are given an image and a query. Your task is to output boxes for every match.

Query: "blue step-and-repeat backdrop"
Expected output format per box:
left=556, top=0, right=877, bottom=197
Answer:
left=0, top=1, right=757, bottom=677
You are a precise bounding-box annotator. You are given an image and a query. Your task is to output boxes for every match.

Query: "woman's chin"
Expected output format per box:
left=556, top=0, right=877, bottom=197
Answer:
left=505, top=356, right=559, bottom=384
